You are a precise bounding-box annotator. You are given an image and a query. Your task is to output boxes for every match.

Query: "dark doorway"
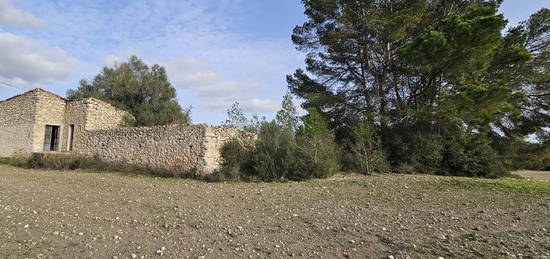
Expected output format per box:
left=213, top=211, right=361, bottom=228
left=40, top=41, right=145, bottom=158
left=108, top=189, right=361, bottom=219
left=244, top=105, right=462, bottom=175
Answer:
left=43, top=125, right=60, bottom=151
left=69, top=125, right=75, bottom=151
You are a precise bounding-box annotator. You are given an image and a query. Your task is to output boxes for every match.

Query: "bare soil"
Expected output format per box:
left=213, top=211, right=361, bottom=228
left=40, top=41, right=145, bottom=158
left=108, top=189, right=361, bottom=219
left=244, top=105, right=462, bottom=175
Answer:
left=514, top=170, right=550, bottom=182
left=0, top=165, right=549, bottom=258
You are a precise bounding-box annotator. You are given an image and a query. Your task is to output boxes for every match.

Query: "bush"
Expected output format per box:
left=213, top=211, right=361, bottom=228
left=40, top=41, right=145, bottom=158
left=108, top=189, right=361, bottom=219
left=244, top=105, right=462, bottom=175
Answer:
left=215, top=114, right=341, bottom=182
left=348, top=122, right=390, bottom=174
left=294, top=109, right=340, bottom=178
left=251, top=121, right=298, bottom=181
left=211, top=138, right=254, bottom=181
left=443, top=138, right=508, bottom=178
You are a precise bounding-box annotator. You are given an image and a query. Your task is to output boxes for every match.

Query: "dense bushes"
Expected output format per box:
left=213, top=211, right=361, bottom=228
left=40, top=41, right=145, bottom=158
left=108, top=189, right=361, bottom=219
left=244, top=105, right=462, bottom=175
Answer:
left=215, top=108, right=340, bottom=182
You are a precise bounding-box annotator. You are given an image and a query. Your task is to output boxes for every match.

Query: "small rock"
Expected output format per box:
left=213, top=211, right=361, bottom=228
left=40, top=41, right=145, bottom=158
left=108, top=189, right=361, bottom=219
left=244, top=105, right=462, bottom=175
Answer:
left=78, top=232, right=84, bottom=236
left=348, top=240, right=355, bottom=244
left=131, top=254, right=137, bottom=259
left=388, top=256, right=394, bottom=259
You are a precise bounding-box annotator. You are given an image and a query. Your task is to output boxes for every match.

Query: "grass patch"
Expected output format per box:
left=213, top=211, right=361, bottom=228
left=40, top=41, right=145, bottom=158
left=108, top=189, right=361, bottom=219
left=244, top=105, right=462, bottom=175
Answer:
left=0, top=153, right=203, bottom=180
left=438, top=176, right=550, bottom=195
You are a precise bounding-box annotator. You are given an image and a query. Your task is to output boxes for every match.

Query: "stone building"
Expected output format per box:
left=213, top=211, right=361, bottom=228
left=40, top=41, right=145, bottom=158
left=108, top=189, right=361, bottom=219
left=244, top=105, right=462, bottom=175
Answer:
left=0, top=88, right=240, bottom=175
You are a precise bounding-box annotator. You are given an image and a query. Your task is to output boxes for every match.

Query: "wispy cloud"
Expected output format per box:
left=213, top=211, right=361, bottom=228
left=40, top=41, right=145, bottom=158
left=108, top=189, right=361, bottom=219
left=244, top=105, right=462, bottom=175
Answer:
left=163, top=57, right=278, bottom=112
left=0, top=32, right=80, bottom=89
left=0, top=0, right=45, bottom=28
left=1, top=0, right=305, bottom=120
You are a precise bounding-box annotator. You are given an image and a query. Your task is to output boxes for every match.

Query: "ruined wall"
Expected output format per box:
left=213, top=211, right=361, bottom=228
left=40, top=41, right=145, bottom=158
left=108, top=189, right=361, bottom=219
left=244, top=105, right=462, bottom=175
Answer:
left=0, top=91, right=36, bottom=157
left=202, top=125, right=242, bottom=173
left=75, top=124, right=241, bottom=175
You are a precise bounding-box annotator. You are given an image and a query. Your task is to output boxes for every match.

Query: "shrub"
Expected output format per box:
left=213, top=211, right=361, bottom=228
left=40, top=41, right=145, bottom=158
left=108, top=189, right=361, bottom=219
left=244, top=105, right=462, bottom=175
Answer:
left=212, top=138, right=254, bottom=181
left=251, top=121, right=298, bottom=181
left=295, top=109, right=340, bottom=179
left=348, top=122, right=390, bottom=174
left=443, top=138, right=508, bottom=178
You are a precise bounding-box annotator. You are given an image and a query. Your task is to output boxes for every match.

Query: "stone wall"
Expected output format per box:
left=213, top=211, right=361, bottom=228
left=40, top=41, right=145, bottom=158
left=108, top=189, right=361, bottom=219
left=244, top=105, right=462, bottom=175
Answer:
left=32, top=90, right=67, bottom=152
left=0, top=89, right=130, bottom=156
left=81, top=98, right=128, bottom=130
left=75, top=124, right=241, bottom=175
left=0, top=91, right=36, bottom=157
left=1, top=88, right=240, bottom=175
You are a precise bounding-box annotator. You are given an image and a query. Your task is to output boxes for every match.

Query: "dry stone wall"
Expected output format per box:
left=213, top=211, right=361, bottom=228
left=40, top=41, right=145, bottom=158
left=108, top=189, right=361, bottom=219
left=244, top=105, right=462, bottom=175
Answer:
left=0, top=91, right=36, bottom=157
left=1, top=88, right=241, bottom=175
left=75, top=124, right=241, bottom=175
left=82, top=98, right=128, bottom=130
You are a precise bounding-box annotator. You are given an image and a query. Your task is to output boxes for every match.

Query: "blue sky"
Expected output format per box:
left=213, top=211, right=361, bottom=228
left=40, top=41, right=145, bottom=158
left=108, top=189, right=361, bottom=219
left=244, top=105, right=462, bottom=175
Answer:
left=0, top=0, right=547, bottom=124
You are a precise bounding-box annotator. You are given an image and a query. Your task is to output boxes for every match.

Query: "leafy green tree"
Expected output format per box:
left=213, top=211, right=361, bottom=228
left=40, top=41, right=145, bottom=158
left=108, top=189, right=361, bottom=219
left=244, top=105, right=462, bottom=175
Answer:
left=222, top=102, right=266, bottom=133
left=349, top=122, right=390, bottom=174
left=67, top=56, right=190, bottom=126
left=296, top=109, right=340, bottom=178
left=252, top=121, right=298, bottom=181
left=275, top=92, right=300, bottom=132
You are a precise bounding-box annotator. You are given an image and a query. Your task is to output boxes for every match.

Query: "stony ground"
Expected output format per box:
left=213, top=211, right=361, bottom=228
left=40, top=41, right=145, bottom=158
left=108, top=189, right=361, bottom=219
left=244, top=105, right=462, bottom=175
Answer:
left=0, top=165, right=549, bottom=259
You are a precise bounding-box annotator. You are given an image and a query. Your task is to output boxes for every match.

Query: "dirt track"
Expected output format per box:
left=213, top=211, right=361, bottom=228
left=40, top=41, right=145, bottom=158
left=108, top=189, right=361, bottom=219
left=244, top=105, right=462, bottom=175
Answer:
left=0, top=165, right=549, bottom=258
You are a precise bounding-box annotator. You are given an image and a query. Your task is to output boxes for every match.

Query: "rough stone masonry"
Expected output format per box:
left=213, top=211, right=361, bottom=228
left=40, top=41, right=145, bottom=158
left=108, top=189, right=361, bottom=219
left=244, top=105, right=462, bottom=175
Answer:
left=0, top=88, right=240, bottom=175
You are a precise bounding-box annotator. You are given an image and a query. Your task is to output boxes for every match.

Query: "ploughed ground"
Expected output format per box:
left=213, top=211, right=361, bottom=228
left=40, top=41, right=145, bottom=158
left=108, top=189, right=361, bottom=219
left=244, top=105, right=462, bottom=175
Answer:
left=0, top=165, right=549, bottom=258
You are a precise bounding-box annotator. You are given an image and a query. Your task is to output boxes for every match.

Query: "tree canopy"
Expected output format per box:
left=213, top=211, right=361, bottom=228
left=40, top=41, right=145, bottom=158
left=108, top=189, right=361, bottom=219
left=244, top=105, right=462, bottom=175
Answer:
left=288, top=0, right=549, bottom=175
left=67, top=56, right=190, bottom=127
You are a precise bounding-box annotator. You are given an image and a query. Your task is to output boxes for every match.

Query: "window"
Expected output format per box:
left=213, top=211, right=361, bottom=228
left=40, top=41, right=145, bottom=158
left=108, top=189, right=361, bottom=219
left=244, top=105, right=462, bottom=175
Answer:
left=43, top=125, right=60, bottom=151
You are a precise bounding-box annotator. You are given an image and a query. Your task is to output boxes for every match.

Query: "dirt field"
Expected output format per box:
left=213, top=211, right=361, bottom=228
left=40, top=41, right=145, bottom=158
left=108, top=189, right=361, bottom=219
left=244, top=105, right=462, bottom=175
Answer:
left=514, top=170, right=550, bottom=182
left=0, top=165, right=549, bottom=258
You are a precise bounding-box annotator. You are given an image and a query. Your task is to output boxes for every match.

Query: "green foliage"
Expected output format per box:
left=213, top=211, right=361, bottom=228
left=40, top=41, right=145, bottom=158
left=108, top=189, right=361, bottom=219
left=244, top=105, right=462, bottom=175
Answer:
left=212, top=138, right=254, bottom=181
left=251, top=121, right=300, bottom=181
left=296, top=109, right=340, bottom=178
left=223, top=102, right=265, bottom=133
left=443, top=138, right=508, bottom=178
left=67, top=56, right=191, bottom=127
left=217, top=98, right=341, bottom=182
left=275, top=92, right=299, bottom=132
left=508, top=140, right=550, bottom=171
left=348, top=122, right=390, bottom=174
left=289, top=1, right=548, bottom=177
left=437, top=84, right=522, bottom=134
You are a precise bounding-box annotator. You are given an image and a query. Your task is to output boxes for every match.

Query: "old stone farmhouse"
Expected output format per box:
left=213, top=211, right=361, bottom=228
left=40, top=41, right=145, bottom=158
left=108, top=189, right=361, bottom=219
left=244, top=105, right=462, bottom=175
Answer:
left=0, top=88, right=239, bottom=175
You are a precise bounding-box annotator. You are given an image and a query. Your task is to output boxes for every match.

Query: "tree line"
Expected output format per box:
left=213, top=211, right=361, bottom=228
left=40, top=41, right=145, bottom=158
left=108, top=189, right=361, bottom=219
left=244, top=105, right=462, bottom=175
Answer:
left=67, top=0, right=549, bottom=180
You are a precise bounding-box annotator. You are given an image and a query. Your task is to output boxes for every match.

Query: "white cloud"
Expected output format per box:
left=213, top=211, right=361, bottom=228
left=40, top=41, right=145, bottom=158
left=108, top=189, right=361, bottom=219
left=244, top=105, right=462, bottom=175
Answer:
left=0, top=0, right=45, bottom=28
left=0, top=32, right=80, bottom=86
left=163, top=57, right=278, bottom=113
left=241, top=98, right=280, bottom=113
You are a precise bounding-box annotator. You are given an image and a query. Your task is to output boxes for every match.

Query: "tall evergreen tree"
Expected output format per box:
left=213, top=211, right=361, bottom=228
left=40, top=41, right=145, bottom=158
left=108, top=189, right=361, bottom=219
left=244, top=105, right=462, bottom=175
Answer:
left=288, top=0, right=547, bottom=176
left=67, top=56, right=191, bottom=127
